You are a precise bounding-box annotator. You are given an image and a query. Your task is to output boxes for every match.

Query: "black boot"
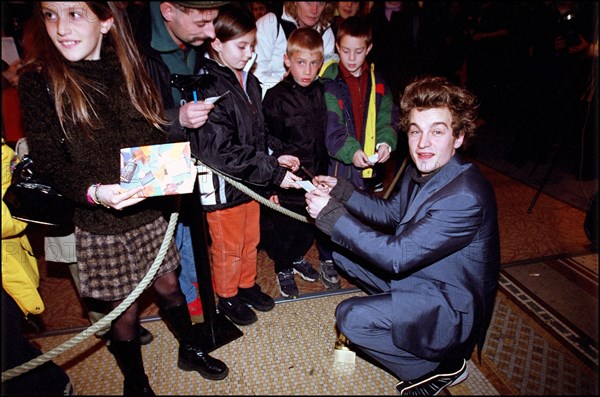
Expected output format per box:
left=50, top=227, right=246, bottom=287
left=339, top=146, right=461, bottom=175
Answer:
left=162, top=304, right=229, bottom=380
left=108, top=338, right=155, bottom=396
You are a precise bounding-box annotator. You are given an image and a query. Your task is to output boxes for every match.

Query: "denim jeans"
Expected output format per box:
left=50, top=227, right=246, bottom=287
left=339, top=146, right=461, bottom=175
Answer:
left=175, top=222, right=198, bottom=304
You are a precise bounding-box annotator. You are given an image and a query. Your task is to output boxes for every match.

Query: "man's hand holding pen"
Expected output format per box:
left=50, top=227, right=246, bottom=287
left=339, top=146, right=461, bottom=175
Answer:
left=179, top=90, right=215, bottom=129
left=305, top=175, right=337, bottom=218
left=179, top=100, right=214, bottom=129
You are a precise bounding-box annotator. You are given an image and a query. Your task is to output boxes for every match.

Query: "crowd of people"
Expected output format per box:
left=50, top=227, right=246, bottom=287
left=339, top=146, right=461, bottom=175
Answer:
left=2, top=1, right=596, bottom=396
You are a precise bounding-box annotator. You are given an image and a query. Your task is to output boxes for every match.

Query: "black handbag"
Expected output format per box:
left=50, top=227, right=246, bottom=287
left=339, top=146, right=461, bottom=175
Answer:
left=3, top=155, right=74, bottom=226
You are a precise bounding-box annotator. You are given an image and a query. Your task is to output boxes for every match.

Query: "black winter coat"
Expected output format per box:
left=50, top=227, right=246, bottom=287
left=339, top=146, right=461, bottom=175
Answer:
left=191, top=57, right=287, bottom=212
left=262, top=74, right=329, bottom=205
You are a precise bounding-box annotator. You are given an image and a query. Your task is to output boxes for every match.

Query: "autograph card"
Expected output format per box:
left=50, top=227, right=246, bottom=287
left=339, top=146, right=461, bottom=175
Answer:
left=120, top=141, right=195, bottom=197
left=368, top=153, right=379, bottom=164
left=297, top=180, right=317, bottom=192
left=204, top=90, right=230, bottom=104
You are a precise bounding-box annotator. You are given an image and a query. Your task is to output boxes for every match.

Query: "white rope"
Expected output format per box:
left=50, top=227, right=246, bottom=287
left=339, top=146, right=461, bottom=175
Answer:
left=196, top=159, right=312, bottom=223
left=2, top=158, right=314, bottom=382
left=1, top=212, right=179, bottom=382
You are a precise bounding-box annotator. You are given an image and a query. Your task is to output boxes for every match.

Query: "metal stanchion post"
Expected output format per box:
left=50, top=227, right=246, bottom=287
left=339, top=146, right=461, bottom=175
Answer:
left=187, top=178, right=243, bottom=352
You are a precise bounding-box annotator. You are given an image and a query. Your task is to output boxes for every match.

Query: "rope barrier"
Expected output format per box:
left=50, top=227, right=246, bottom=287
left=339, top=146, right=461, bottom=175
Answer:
left=1, top=158, right=313, bottom=382
left=195, top=159, right=312, bottom=223
left=1, top=211, right=179, bottom=382
left=2, top=154, right=402, bottom=382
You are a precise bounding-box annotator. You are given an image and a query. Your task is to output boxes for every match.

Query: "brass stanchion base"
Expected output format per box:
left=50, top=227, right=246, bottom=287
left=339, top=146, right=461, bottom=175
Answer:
left=334, top=331, right=356, bottom=364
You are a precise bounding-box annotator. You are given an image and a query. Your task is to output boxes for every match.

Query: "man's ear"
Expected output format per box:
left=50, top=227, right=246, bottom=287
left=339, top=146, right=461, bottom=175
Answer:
left=160, top=2, right=175, bottom=22
left=454, top=133, right=465, bottom=149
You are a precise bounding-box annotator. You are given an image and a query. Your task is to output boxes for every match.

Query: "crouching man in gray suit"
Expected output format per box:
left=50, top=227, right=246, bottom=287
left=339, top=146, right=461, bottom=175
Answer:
left=305, top=76, right=500, bottom=395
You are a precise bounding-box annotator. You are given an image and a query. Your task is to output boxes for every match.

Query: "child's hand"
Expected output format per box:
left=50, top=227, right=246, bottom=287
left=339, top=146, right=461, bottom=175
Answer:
left=280, top=170, right=302, bottom=189
left=277, top=155, right=300, bottom=172
left=352, top=150, right=370, bottom=169
left=94, top=184, right=146, bottom=209
left=269, top=194, right=280, bottom=205
left=376, top=143, right=391, bottom=163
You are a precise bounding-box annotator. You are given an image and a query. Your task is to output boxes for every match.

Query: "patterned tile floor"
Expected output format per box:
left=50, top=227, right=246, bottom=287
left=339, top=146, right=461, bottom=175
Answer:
left=26, top=291, right=500, bottom=395
left=482, top=253, right=599, bottom=395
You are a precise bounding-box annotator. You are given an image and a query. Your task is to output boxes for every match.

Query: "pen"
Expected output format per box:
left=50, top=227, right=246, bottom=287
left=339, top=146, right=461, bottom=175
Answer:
left=301, top=166, right=315, bottom=180
left=193, top=90, right=198, bottom=103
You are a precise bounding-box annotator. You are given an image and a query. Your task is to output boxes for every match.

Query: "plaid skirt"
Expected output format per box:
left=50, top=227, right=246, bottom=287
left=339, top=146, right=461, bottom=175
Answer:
left=75, top=216, right=180, bottom=301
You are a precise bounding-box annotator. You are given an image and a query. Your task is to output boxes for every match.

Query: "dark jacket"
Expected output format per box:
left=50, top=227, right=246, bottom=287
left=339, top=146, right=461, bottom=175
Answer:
left=191, top=56, right=287, bottom=212
left=18, top=52, right=171, bottom=234
left=130, top=3, right=209, bottom=142
left=262, top=74, right=329, bottom=205
left=317, top=154, right=500, bottom=361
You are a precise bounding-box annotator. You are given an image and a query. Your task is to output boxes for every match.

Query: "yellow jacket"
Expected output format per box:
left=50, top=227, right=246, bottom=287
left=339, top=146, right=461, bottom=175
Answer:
left=2, top=140, right=44, bottom=316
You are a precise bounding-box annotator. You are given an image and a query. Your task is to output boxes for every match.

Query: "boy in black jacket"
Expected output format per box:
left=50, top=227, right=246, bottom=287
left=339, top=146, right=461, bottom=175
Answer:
left=261, top=28, right=341, bottom=298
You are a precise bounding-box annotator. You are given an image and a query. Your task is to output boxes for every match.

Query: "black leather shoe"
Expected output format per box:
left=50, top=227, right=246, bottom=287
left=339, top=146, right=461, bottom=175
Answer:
left=217, top=295, right=257, bottom=325
left=178, top=343, right=229, bottom=380
left=237, top=284, right=275, bottom=312
left=124, top=376, right=155, bottom=396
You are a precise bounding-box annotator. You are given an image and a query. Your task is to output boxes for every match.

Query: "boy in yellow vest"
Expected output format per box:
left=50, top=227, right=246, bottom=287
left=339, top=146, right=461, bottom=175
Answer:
left=320, top=15, right=398, bottom=191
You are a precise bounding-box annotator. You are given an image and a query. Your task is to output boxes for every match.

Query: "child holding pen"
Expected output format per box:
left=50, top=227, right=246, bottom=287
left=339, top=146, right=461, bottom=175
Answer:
left=190, top=5, right=302, bottom=326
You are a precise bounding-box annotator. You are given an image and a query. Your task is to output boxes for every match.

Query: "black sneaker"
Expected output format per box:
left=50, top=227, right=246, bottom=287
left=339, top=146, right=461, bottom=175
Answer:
left=276, top=269, right=299, bottom=299
left=292, top=257, right=319, bottom=282
left=396, top=358, right=468, bottom=395
left=320, top=260, right=341, bottom=289
left=237, top=284, right=275, bottom=311
left=217, top=295, right=257, bottom=325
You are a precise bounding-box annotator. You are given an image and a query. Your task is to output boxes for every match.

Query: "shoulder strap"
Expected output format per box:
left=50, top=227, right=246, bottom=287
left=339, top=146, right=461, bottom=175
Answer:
left=273, top=7, right=296, bottom=40
left=280, top=20, right=296, bottom=40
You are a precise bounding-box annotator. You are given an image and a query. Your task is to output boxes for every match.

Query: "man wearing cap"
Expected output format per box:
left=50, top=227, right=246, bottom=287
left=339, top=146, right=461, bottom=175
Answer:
left=131, top=1, right=229, bottom=139
left=129, top=0, right=231, bottom=382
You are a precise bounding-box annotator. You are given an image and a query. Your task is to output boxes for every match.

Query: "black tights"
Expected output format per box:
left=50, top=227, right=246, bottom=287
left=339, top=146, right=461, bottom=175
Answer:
left=108, top=271, right=185, bottom=341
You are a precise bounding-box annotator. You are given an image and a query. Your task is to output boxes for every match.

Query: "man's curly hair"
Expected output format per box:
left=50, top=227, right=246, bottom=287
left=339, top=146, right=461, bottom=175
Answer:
left=399, top=76, right=479, bottom=149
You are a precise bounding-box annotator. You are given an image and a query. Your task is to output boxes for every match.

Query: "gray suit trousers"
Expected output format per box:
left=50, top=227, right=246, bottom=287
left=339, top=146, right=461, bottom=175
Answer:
left=334, top=252, right=439, bottom=380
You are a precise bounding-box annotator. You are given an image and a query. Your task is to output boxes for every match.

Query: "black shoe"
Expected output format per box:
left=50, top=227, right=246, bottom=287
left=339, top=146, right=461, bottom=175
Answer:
left=108, top=339, right=155, bottom=396
left=217, top=295, right=258, bottom=325
left=396, top=358, right=468, bottom=395
left=124, top=375, right=155, bottom=396
left=178, top=342, right=229, bottom=380
left=237, top=284, right=275, bottom=312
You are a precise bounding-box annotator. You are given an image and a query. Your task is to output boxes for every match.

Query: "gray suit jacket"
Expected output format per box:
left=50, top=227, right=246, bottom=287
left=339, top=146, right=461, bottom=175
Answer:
left=329, top=154, right=500, bottom=360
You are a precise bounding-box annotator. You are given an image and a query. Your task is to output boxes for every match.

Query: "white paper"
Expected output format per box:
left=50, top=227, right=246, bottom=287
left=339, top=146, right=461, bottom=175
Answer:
left=2, top=37, right=20, bottom=64
left=243, top=52, right=257, bottom=72
left=368, top=153, right=379, bottom=164
left=204, top=90, right=230, bottom=104
left=297, top=180, right=317, bottom=192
